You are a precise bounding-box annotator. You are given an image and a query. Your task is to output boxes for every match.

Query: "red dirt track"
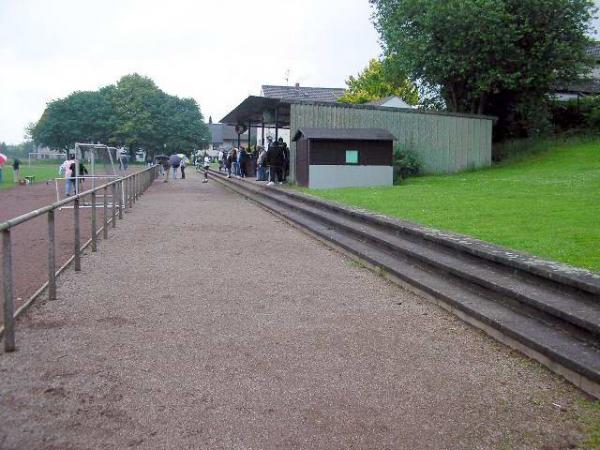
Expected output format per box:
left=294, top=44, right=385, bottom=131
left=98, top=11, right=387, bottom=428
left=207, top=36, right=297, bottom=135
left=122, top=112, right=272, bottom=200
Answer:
left=0, top=180, right=107, bottom=324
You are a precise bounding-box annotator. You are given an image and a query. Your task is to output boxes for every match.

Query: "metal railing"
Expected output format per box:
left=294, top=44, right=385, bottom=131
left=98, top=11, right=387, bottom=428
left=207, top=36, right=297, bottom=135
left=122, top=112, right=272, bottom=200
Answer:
left=1, top=165, right=159, bottom=352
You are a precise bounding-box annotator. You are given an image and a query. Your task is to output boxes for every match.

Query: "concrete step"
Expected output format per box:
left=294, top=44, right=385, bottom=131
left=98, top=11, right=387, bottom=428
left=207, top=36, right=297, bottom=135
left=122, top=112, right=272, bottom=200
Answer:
left=273, top=186, right=600, bottom=298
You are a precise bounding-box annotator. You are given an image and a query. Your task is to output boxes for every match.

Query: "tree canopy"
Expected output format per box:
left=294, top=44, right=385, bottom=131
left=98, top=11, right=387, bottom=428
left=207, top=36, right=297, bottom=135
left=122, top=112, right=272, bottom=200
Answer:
left=370, top=0, right=596, bottom=138
left=338, top=58, right=419, bottom=105
left=31, top=74, right=210, bottom=156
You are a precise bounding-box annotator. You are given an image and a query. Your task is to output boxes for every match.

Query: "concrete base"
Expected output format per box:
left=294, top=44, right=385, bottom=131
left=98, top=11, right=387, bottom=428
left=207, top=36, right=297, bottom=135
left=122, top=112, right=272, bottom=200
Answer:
left=308, top=165, right=392, bottom=189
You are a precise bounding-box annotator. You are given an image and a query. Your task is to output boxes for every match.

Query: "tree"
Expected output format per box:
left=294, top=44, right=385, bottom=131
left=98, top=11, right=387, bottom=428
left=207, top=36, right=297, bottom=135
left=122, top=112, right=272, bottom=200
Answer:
left=32, top=89, right=116, bottom=149
left=370, top=0, right=595, bottom=138
left=31, top=74, right=210, bottom=156
left=338, top=58, right=419, bottom=105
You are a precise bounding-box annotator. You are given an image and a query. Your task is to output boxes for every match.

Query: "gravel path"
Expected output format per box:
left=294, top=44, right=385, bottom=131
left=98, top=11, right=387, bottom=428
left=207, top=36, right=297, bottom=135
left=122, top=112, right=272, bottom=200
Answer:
left=0, top=170, right=592, bottom=449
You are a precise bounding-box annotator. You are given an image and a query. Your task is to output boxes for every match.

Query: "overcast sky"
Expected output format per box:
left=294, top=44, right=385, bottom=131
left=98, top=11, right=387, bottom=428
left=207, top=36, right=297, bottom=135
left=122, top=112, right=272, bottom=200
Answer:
left=0, top=0, right=381, bottom=144
left=1, top=0, right=598, bottom=145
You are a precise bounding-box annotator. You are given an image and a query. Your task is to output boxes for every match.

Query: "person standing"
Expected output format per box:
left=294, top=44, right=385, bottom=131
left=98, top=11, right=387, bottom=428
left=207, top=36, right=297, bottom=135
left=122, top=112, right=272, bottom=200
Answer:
left=218, top=149, right=224, bottom=172
left=180, top=159, right=186, bottom=179
left=225, top=149, right=235, bottom=178
left=266, top=141, right=284, bottom=185
left=279, top=138, right=290, bottom=183
left=59, top=155, right=76, bottom=196
left=169, top=154, right=181, bottom=179
left=162, top=159, right=171, bottom=183
left=12, top=158, right=20, bottom=183
left=202, top=155, right=211, bottom=183
left=256, top=146, right=267, bottom=181
left=230, top=148, right=239, bottom=177
left=237, top=147, right=247, bottom=179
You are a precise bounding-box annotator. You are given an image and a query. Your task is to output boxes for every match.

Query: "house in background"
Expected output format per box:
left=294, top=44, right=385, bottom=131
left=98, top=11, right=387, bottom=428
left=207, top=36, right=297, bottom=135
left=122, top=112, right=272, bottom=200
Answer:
left=208, top=122, right=257, bottom=154
left=367, top=95, right=415, bottom=109
left=551, top=44, right=600, bottom=101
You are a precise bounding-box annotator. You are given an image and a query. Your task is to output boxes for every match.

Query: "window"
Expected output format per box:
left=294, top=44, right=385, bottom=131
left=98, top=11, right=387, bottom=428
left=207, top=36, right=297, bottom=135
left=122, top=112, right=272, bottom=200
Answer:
left=345, top=150, right=359, bottom=164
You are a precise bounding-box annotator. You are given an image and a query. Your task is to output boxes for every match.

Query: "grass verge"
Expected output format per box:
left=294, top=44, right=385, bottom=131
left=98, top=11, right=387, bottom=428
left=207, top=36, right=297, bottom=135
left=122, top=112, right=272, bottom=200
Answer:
left=0, top=161, right=61, bottom=190
left=303, top=137, right=600, bottom=272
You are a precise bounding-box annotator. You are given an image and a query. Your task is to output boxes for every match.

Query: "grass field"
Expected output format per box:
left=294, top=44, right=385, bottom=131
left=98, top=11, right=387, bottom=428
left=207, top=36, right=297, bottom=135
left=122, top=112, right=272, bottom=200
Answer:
left=304, top=138, right=600, bottom=272
left=0, top=161, right=61, bottom=190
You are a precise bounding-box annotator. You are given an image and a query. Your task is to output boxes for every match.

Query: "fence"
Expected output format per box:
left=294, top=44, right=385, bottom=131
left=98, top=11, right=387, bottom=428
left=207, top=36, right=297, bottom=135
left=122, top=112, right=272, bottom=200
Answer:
left=0, top=165, right=159, bottom=352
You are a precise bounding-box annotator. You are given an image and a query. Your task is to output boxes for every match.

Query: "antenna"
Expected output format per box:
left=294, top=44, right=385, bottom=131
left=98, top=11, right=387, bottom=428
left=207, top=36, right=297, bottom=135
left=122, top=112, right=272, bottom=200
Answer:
left=285, top=69, right=290, bottom=86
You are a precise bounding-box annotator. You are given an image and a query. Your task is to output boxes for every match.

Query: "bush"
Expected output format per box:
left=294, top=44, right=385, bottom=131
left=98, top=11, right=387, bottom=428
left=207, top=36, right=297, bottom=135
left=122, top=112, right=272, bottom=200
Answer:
left=393, top=146, right=421, bottom=183
left=551, top=95, right=600, bottom=132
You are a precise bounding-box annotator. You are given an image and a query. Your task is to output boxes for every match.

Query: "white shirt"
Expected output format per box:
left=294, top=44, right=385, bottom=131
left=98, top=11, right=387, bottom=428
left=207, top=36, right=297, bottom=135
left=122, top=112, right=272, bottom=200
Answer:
left=204, top=156, right=211, bottom=167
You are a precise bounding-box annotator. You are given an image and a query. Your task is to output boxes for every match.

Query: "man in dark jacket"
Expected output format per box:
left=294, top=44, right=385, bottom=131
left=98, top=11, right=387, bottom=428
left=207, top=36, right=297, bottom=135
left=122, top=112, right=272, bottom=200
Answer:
left=278, top=138, right=290, bottom=183
left=266, top=142, right=285, bottom=185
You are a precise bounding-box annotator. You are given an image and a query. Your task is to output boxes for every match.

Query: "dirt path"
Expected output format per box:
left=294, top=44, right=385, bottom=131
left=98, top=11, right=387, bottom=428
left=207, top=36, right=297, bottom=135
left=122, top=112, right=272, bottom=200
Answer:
left=0, top=170, right=592, bottom=449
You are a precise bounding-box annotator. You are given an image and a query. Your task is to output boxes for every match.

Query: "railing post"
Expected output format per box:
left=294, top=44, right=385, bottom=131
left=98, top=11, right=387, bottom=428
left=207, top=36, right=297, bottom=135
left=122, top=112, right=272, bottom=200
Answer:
left=128, top=177, right=133, bottom=208
left=74, top=196, right=81, bottom=272
left=91, top=191, right=97, bottom=252
left=133, top=174, right=137, bottom=203
left=111, top=183, right=116, bottom=228
left=118, top=180, right=123, bottom=220
left=3, top=229, right=15, bottom=352
left=48, top=210, right=57, bottom=300
left=103, top=186, right=108, bottom=239
left=123, top=177, right=128, bottom=212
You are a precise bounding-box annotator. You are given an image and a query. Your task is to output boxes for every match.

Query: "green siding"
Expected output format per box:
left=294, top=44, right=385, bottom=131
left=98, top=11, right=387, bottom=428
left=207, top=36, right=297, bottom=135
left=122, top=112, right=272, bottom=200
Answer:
left=289, top=103, right=493, bottom=181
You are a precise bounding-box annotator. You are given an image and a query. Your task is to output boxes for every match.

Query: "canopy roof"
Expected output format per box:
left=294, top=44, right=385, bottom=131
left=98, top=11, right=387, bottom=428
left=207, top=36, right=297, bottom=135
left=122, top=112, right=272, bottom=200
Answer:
left=220, top=96, right=291, bottom=128
left=293, top=128, right=396, bottom=142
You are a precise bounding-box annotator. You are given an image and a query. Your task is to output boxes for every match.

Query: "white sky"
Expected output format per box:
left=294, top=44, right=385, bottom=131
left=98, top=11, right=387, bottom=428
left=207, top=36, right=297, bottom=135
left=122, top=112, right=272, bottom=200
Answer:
left=0, top=0, right=381, bottom=144
left=1, top=0, right=598, bottom=145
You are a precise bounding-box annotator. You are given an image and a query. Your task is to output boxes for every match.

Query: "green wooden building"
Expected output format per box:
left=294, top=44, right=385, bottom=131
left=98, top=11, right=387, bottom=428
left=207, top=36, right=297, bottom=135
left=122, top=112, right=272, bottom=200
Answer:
left=221, top=96, right=494, bottom=184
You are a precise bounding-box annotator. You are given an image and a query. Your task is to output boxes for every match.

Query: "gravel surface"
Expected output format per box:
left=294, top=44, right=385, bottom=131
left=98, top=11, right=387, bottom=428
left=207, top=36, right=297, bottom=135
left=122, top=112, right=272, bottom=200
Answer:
left=0, top=170, right=592, bottom=449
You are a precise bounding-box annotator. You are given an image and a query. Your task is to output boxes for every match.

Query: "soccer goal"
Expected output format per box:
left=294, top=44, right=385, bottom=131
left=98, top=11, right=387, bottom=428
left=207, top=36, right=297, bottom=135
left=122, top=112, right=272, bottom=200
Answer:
left=54, top=143, right=123, bottom=207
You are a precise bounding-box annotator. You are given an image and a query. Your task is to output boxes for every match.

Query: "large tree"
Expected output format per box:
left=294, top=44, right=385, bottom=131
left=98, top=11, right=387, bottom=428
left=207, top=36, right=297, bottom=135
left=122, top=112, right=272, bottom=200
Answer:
left=338, top=58, right=419, bottom=105
left=370, top=0, right=595, bottom=137
left=32, top=74, right=209, bottom=155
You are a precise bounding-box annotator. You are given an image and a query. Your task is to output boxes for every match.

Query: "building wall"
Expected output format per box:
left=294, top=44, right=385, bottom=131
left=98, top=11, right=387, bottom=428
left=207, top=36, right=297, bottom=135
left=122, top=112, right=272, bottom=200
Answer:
left=308, top=139, right=392, bottom=166
left=289, top=103, right=493, bottom=182
left=308, top=165, right=393, bottom=189
left=296, top=139, right=309, bottom=187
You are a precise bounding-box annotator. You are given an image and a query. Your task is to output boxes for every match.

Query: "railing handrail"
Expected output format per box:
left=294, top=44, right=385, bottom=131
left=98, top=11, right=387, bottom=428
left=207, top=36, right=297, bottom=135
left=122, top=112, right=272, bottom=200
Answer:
left=0, top=165, right=156, bottom=232
left=2, top=163, right=160, bottom=352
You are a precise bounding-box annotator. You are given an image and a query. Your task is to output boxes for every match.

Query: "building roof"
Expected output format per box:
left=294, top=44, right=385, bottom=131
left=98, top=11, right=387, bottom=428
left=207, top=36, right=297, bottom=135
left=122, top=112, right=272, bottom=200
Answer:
left=220, top=96, right=496, bottom=127
left=292, top=128, right=396, bottom=142
left=262, top=85, right=346, bottom=102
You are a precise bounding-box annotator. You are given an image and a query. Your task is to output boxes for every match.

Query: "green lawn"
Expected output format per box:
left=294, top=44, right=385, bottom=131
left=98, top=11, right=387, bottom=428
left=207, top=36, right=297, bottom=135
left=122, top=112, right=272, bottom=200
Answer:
left=304, top=138, right=600, bottom=272
left=0, top=161, right=61, bottom=190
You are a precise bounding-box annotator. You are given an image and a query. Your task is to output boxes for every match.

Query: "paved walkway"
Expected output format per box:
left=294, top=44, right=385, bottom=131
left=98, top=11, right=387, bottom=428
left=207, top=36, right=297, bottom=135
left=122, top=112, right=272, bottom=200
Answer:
left=0, top=171, right=591, bottom=449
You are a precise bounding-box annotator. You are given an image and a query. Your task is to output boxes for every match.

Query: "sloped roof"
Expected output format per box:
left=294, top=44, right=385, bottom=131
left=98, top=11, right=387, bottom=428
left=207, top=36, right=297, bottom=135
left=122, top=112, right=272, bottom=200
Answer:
left=262, top=85, right=346, bottom=102
left=366, top=95, right=397, bottom=106
left=292, top=128, right=396, bottom=142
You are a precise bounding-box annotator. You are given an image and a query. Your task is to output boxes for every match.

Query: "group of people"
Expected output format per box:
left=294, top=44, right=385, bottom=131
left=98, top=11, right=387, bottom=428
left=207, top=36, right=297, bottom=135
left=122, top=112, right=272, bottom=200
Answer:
left=158, top=154, right=187, bottom=182
left=219, top=136, right=290, bottom=186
